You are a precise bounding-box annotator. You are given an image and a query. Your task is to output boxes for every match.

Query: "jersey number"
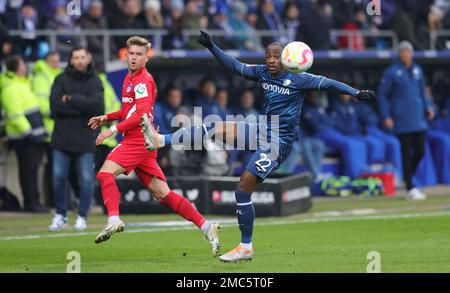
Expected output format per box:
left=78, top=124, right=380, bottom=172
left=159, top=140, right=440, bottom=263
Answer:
left=255, top=153, right=271, bottom=172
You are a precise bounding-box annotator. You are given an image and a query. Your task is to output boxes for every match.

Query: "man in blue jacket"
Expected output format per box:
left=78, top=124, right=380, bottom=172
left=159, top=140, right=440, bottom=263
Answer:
left=377, top=41, right=435, bottom=200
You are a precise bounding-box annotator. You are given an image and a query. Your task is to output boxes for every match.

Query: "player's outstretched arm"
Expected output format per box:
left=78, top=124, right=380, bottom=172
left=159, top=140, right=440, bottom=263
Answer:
left=299, top=73, right=375, bottom=102
left=198, top=30, right=261, bottom=81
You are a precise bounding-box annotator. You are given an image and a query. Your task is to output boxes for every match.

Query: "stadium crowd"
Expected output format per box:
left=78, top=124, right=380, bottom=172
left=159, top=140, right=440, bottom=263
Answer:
left=1, top=0, right=450, bottom=63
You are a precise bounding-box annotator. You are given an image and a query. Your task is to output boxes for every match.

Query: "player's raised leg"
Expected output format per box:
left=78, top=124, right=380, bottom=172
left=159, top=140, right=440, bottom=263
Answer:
left=147, top=176, right=221, bottom=256
left=94, top=160, right=126, bottom=244
left=141, top=114, right=237, bottom=150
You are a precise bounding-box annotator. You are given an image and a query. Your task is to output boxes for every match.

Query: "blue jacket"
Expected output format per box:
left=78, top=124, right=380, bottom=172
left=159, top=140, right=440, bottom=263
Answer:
left=301, top=103, right=336, bottom=136
left=329, top=100, right=362, bottom=135
left=153, top=102, right=177, bottom=134
left=194, top=95, right=228, bottom=121
left=377, top=61, right=431, bottom=134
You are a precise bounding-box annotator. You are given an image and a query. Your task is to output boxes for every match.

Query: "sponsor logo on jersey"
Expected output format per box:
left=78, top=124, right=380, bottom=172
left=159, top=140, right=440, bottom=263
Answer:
left=135, top=83, right=148, bottom=99
left=126, top=83, right=133, bottom=93
left=122, top=97, right=133, bottom=103
left=262, top=82, right=290, bottom=95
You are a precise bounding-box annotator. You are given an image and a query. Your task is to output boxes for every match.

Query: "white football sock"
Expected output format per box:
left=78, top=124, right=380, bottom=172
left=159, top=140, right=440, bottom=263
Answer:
left=201, top=221, right=210, bottom=234
left=108, top=216, right=121, bottom=224
left=240, top=242, right=253, bottom=250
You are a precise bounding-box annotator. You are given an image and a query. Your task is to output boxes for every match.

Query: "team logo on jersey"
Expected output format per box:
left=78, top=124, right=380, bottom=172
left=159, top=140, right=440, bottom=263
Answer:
left=126, top=83, right=133, bottom=93
left=283, top=79, right=291, bottom=86
left=135, top=83, right=148, bottom=99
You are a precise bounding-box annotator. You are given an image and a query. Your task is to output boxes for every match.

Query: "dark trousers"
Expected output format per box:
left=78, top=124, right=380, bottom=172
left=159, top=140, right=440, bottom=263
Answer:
left=13, top=141, right=44, bottom=209
left=397, top=131, right=426, bottom=191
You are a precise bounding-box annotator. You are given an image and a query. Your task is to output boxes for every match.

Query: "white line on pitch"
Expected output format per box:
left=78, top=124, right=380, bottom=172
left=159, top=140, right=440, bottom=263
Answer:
left=1, top=211, right=449, bottom=241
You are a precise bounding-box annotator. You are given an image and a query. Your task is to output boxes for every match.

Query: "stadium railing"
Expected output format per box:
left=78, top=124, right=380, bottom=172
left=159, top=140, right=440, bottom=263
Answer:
left=7, top=28, right=450, bottom=69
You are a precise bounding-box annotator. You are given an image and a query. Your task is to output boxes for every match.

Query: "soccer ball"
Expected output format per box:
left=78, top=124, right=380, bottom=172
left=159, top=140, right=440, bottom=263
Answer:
left=281, top=41, right=314, bottom=74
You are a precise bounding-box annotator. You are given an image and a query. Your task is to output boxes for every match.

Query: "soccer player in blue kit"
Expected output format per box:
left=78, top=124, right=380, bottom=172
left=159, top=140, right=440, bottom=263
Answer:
left=141, top=31, right=375, bottom=262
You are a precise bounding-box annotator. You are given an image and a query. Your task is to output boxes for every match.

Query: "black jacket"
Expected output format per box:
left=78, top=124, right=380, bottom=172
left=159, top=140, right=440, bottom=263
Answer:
left=50, top=63, right=104, bottom=153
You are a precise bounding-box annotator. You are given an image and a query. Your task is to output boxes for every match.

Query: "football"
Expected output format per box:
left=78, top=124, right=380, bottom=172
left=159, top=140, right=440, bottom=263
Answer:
left=281, top=41, right=314, bottom=74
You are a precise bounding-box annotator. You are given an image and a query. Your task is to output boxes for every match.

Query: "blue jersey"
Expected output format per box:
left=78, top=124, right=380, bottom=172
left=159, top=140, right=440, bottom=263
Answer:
left=241, top=64, right=360, bottom=144
left=210, top=44, right=359, bottom=146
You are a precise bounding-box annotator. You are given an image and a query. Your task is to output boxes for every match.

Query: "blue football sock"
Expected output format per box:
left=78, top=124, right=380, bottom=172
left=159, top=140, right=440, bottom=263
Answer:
left=170, top=124, right=210, bottom=146
left=235, top=189, right=254, bottom=244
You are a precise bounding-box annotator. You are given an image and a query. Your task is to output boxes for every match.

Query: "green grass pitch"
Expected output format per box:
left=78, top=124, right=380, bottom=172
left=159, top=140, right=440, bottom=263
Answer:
left=1, top=192, right=450, bottom=272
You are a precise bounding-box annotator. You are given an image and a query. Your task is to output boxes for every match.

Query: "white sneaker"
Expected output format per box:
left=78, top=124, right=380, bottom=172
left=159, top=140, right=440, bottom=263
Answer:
left=48, top=214, right=68, bottom=231
left=94, top=220, right=125, bottom=244
left=205, top=222, right=221, bottom=257
left=140, top=114, right=160, bottom=151
left=74, top=216, right=87, bottom=231
left=407, top=188, right=427, bottom=200
left=218, top=245, right=254, bottom=262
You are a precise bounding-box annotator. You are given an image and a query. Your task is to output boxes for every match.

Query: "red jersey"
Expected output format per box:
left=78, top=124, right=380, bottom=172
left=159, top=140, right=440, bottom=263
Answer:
left=106, top=67, right=156, bottom=147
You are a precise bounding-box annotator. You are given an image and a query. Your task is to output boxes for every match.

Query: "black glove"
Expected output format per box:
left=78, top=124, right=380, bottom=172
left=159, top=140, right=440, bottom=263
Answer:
left=197, top=30, right=214, bottom=49
left=355, top=90, right=376, bottom=102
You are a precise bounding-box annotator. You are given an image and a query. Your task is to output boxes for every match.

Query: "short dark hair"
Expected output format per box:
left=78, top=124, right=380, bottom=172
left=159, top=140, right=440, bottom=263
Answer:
left=69, top=46, right=88, bottom=59
left=5, top=55, right=23, bottom=73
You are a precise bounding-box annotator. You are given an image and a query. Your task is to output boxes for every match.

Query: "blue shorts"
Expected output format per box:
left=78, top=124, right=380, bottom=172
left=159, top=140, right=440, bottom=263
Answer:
left=234, top=122, right=292, bottom=181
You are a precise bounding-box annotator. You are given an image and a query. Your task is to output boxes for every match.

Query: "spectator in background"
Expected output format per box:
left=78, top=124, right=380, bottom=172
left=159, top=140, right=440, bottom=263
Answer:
left=31, top=51, right=62, bottom=207
left=209, top=5, right=237, bottom=49
left=299, top=0, right=333, bottom=50
left=228, top=1, right=251, bottom=50
left=424, top=85, right=450, bottom=184
left=357, top=101, right=403, bottom=181
left=162, top=0, right=187, bottom=49
left=282, top=1, right=302, bottom=43
left=257, top=0, right=286, bottom=46
left=141, top=0, right=164, bottom=50
left=245, top=12, right=264, bottom=51
left=232, top=89, right=260, bottom=122
left=49, top=47, right=104, bottom=231
left=330, top=93, right=386, bottom=165
left=194, top=78, right=224, bottom=119
left=214, top=88, right=230, bottom=120
left=184, top=0, right=203, bottom=49
left=94, top=61, right=121, bottom=173
left=7, top=4, right=40, bottom=60
left=46, top=2, right=78, bottom=60
left=108, top=0, right=145, bottom=53
left=302, top=92, right=367, bottom=178
left=377, top=41, right=435, bottom=200
left=154, top=86, right=184, bottom=135
left=153, top=86, right=184, bottom=174
left=78, top=1, right=116, bottom=68
left=0, top=55, right=47, bottom=212
left=0, top=22, right=14, bottom=64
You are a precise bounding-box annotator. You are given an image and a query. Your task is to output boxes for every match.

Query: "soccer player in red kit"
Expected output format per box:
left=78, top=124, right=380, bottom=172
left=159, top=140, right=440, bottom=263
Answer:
left=88, top=36, right=220, bottom=256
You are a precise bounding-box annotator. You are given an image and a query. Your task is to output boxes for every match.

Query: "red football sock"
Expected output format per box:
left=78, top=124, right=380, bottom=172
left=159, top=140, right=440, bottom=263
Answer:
left=96, top=172, right=121, bottom=217
left=160, top=190, right=205, bottom=228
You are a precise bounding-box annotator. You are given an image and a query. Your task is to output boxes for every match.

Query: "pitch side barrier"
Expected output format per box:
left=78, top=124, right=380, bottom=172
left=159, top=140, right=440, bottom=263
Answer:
left=115, top=173, right=312, bottom=217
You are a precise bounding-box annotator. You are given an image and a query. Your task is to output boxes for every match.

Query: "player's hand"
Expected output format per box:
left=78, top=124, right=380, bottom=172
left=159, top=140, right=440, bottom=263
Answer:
left=88, top=115, right=108, bottom=130
left=383, top=118, right=394, bottom=129
left=355, top=90, right=376, bottom=102
left=95, top=129, right=113, bottom=146
left=197, top=30, right=213, bottom=49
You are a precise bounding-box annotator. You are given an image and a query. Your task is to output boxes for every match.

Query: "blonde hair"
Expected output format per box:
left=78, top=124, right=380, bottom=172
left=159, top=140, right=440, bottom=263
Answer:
left=126, top=36, right=152, bottom=52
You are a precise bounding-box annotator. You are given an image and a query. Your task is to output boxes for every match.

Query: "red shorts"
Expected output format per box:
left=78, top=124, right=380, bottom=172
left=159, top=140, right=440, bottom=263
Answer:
left=106, top=143, right=166, bottom=186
